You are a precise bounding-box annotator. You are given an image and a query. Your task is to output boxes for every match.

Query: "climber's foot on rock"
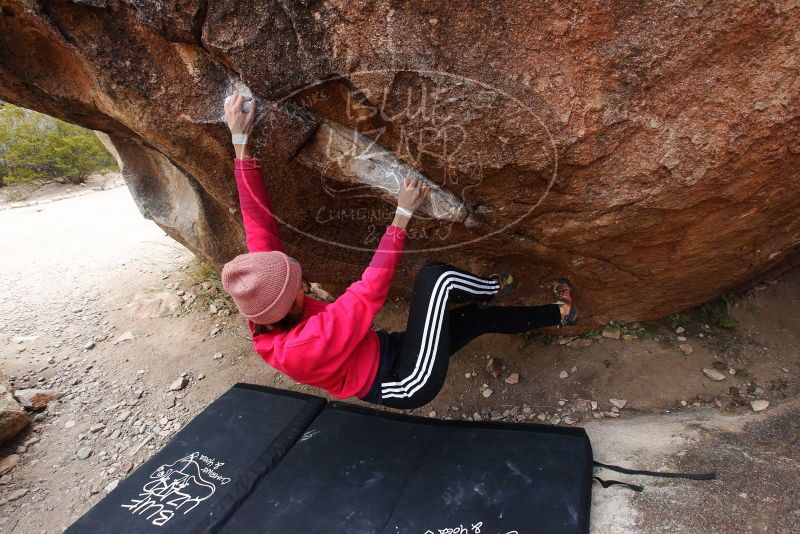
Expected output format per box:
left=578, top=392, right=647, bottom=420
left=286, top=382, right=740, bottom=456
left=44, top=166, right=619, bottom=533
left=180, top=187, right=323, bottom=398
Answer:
left=478, top=272, right=516, bottom=309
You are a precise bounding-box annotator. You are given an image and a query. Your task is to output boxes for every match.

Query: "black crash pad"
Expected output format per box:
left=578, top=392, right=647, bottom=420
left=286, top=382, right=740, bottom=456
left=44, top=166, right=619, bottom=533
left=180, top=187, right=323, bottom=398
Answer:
left=67, top=384, right=592, bottom=534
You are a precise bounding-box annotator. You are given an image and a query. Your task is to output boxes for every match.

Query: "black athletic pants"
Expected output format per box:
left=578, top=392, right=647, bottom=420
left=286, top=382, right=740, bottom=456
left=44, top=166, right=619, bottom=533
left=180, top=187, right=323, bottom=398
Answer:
left=372, top=261, right=562, bottom=409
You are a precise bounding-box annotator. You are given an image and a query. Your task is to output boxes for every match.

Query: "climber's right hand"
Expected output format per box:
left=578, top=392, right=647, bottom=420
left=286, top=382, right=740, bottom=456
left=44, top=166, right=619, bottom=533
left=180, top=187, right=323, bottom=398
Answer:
left=224, top=95, right=256, bottom=137
left=397, top=176, right=430, bottom=213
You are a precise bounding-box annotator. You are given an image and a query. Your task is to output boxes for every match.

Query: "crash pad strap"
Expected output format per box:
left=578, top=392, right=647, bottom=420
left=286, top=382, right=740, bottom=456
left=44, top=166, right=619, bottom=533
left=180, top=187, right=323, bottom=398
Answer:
left=592, top=476, right=643, bottom=492
left=593, top=460, right=716, bottom=480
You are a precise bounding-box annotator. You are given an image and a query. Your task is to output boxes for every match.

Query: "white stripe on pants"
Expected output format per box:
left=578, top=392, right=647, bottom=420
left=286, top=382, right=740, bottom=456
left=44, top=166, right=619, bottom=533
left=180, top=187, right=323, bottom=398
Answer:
left=381, top=271, right=499, bottom=399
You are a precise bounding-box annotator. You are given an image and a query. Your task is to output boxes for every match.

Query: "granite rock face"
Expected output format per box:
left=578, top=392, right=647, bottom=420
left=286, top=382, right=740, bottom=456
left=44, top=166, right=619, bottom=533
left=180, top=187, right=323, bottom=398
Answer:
left=1, top=1, right=798, bottom=326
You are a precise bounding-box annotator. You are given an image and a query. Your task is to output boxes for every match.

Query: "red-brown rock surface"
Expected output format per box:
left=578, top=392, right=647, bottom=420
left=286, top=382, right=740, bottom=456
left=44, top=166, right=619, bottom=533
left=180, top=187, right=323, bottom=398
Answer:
left=1, top=1, right=798, bottom=326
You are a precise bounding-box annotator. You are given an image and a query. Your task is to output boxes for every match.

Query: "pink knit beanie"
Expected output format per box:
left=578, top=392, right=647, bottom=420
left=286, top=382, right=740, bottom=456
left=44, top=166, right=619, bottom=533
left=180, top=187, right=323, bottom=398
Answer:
left=221, top=251, right=302, bottom=325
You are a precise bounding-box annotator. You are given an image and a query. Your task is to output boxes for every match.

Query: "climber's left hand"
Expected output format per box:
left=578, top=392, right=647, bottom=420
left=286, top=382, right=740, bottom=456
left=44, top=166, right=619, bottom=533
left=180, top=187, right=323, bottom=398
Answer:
left=225, top=95, right=256, bottom=158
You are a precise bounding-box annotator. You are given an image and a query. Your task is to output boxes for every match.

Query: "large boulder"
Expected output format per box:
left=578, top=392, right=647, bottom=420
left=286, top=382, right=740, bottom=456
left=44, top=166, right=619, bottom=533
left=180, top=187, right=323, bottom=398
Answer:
left=0, top=372, right=28, bottom=445
left=0, top=1, right=798, bottom=326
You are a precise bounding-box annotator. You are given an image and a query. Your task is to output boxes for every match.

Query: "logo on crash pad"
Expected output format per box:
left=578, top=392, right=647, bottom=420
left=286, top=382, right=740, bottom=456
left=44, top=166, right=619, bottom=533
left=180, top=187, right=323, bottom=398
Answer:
left=120, top=451, right=230, bottom=527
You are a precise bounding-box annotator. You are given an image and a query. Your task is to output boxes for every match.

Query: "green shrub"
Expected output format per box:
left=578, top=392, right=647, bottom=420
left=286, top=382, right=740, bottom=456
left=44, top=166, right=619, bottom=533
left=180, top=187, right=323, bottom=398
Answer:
left=699, top=292, right=738, bottom=330
left=0, top=102, right=116, bottom=186
left=669, top=312, right=692, bottom=330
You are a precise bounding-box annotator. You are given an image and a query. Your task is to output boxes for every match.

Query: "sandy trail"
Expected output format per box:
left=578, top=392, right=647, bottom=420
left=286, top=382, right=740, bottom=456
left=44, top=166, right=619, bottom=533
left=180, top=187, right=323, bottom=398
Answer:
left=1, top=186, right=188, bottom=338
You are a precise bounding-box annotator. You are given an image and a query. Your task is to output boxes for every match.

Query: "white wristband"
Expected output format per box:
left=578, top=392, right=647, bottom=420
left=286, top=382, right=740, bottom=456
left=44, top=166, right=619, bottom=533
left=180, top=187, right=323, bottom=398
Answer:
left=396, top=206, right=414, bottom=219
left=232, top=133, right=248, bottom=145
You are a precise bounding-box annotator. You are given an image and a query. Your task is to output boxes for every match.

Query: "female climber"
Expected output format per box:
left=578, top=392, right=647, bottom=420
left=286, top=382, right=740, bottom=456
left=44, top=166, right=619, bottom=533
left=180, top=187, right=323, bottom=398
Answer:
left=221, top=95, right=577, bottom=409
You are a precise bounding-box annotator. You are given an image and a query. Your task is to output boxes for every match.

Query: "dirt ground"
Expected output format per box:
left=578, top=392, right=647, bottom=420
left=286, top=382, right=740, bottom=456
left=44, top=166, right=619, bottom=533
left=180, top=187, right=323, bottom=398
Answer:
left=0, top=183, right=798, bottom=533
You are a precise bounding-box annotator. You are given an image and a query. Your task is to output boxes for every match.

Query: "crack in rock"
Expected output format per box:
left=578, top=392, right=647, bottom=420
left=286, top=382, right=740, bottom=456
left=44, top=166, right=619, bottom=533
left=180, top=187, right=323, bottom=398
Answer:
left=294, top=120, right=471, bottom=224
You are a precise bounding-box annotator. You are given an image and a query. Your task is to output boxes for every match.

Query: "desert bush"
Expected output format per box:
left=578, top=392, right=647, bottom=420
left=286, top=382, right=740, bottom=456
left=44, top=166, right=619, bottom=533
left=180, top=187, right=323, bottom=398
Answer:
left=0, top=101, right=116, bottom=187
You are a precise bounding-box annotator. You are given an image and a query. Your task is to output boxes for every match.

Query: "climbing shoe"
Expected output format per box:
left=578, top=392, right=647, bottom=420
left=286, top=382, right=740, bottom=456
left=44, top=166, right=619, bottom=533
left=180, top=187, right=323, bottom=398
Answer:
left=477, top=273, right=517, bottom=309
left=554, top=277, right=578, bottom=327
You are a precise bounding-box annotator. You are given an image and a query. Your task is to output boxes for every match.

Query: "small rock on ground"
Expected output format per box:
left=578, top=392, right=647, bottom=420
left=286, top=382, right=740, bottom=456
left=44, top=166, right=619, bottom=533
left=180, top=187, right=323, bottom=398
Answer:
left=169, top=377, right=188, bottom=391
left=485, top=357, right=502, bottom=378
left=750, top=400, right=769, bottom=412
left=1, top=370, right=30, bottom=443
left=113, top=331, right=135, bottom=344
left=567, top=338, right=593, bottom=349
left=504, top=373, right=520, bottom=385
left=13, top=389, right=63, bottom=410
left=0, top=453, right=21, bottom=476
left=609, top=398, right=628, bottom=409
left=703, top=368, right=727, bottom=381
left=8, top=488, right=28, bottom=501
left=602, top=329, right=621, bottom=340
